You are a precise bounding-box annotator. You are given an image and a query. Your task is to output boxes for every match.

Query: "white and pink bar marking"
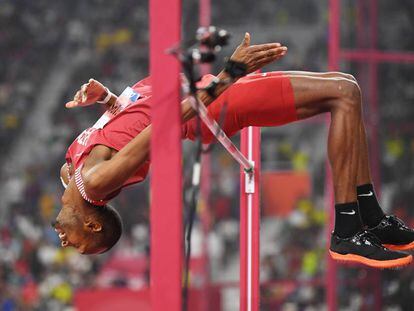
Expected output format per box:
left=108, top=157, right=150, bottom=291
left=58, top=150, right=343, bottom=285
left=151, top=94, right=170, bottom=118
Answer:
left=240, top=126, right=261, bottom=311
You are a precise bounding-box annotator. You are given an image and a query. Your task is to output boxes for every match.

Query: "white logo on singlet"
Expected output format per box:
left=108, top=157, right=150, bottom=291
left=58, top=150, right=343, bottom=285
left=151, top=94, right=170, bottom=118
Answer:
left=76, top=128, right=96, bottom=146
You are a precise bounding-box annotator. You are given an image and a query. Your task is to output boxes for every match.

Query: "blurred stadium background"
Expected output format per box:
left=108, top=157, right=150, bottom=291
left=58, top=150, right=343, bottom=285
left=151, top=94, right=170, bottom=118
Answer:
left=0, top=0, right=413, bottom=310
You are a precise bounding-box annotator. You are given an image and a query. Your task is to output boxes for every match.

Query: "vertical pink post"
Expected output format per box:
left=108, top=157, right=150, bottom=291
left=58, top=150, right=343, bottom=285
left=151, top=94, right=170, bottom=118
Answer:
left=149, top=0, right=182, bottom=310
left=368, top=0, right=380, bottom=188
left=327, top=0, right=340, bottom=310
left=199, top=0, right=212, bottom=77
left=368, top=1, right=382, bottom=310
left=240, top=126, right=261, bottom=311
left=199, top=1, right=212, bottom=310
left=199, top=0, right=211, bottom=78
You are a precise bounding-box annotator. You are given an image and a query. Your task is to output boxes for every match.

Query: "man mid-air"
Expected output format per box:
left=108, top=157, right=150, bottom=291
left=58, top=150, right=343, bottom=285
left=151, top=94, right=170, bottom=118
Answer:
left=54, top=33, right=414, bottom=268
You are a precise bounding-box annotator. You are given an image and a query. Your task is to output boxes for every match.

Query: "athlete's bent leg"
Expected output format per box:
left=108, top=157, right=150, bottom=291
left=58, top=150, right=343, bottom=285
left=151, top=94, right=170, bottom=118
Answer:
left=285, top=71, right=414, bottom=253
left=287, top=74, right=412, bottom=268
left=284, top=71, right=372, bottom=185
left=290, top=75, right=361, bottom=204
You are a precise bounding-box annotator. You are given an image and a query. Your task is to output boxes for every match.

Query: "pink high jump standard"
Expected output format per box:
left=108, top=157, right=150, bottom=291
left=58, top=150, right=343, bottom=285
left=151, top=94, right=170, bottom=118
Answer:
left=149, top=0, right=182, bottom=310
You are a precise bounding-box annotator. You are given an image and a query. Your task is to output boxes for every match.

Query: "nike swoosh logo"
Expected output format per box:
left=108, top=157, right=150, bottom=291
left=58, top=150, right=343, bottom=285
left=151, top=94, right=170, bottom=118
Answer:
left=358, top=191, right=373, bottom=197
left=340, top=210, right=356, bottom=215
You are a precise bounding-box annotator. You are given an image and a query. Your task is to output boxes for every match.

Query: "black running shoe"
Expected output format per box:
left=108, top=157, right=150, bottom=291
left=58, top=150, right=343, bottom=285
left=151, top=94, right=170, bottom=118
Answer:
left=329, top=230, right=412, bottom=268
left=368, top=215, right=414, bottom=251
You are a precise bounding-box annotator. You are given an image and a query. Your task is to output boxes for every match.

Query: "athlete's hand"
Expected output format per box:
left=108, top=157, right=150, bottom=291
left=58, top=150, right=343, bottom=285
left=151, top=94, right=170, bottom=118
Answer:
left=65, top=79, right=107, bottom=108
left=229, top=32, right=287, bottom=74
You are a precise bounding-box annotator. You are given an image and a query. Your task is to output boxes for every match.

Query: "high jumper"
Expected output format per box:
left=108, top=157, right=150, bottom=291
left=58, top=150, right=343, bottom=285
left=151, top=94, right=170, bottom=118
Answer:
left=54, top=33, right=414, bottom=268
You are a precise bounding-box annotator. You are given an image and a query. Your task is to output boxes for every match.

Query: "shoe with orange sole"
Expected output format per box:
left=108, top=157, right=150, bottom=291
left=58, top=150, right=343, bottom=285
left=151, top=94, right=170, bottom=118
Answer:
left=330, top=231, right=412, bottom=269
left=367, top=215, right=414, bottom=251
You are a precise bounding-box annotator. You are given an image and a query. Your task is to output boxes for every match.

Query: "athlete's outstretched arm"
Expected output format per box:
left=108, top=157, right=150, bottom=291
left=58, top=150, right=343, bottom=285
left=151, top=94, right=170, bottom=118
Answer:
left=82, top=33, right=288, bottom=200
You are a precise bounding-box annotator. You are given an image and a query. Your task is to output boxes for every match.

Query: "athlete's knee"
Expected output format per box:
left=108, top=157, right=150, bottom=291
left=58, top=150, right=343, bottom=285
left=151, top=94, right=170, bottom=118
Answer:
left=343, top=73, right=357, bottom=84
left=330, top=72, right=358, bottom=83
left=332, top=78, right=362, bottom=114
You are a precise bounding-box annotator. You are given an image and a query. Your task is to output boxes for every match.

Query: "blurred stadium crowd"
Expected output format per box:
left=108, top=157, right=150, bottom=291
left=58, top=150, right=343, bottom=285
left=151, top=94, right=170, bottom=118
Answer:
left=0, top=0, right=413, bottom=310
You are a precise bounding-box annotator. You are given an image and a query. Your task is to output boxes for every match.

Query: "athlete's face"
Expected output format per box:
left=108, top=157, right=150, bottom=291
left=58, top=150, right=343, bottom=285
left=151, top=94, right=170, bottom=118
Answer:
left=53, top=204, right=104, bottom=254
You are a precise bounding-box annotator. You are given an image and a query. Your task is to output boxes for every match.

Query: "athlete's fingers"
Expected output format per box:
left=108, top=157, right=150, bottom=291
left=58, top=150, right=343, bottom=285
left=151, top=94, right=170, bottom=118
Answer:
left=254, top=49, right=287, bottom=66
left=255, top=53, right=287, bottom=69
left=82, top=91, right=88, bottom=102
left=254, top=47, right=287, bottom=60
left=81, top=82, right=91, bottom=102
left=258, top=51, right=287, bottom=65
left=68, top=79, right=102, bottom=108
left=240, top=32, right=250, bottom=47
left=251, top=43, right=282, bottom=53
left=86, top=78, right=105, bottom=99
left=247, top=48, right=284, bottom=69
left=65, top=100, right=79, bottom=108
left=87, top=79, right=99, bottom=92
left=61, top=240, right=68, bottom=247
left=81, top=83, right=88, bottom=94
left=250, top=43, right=281, bottom=52
left=74, top=90, right=81, bottom=102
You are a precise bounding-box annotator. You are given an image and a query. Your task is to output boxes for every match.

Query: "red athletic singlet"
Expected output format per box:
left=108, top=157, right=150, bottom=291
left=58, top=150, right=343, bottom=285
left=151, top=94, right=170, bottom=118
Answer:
left=65, top=72, right=297, bottom=195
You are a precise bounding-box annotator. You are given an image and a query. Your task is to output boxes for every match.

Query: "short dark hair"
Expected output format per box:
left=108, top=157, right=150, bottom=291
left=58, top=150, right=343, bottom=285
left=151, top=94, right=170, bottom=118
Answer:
left=91, top=204, right=123, bottom=253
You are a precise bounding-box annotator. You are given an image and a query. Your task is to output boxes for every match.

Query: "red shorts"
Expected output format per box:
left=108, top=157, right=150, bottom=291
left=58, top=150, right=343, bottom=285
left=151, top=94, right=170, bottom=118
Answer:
left=182, top=72, right=297, bottom=144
